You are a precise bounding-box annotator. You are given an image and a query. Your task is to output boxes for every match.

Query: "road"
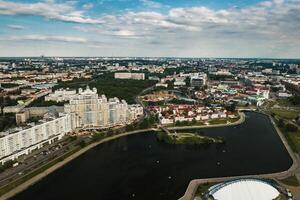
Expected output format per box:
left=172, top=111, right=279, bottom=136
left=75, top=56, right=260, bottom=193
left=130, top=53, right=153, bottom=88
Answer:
left=0, top=136, right=85, bottom=188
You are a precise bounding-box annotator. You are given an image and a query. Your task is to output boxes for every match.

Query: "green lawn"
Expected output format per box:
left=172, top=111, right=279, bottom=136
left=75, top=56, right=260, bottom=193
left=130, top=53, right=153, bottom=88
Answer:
left=280, top=175, right=300, bottom=186
left=195, top=182, right=215, bottom=196
left=273, top=116, right=300, bottom=153
left=156, top=132, right=224, bottom=145
left=283, top=130, right=300, bottom=153
left=270, top=108, right=299, bottom=119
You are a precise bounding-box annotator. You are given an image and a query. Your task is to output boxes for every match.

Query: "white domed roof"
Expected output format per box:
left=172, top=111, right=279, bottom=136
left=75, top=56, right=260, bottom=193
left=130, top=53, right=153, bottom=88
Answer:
left=209, top=179, right=280, bottom=200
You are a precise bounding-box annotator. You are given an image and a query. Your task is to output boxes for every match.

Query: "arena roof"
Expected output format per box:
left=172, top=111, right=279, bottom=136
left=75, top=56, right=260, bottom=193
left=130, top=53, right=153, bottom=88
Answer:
left=208, top=179, right=280, bottom=200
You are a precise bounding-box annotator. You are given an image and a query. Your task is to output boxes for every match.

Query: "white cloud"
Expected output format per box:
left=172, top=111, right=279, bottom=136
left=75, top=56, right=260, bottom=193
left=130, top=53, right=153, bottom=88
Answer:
left=83, top=3, right=94, bottom=10
left=113, top=30, right=136, bottom=36
left=7, top=24, right=25, bottom=30
left=0, top=0, right=103, bottom=24
left=5, top=35, right=88, bottom=43
left=140, top=0, right=162, bottom=9
left=1, top=0, right=300, bottom=57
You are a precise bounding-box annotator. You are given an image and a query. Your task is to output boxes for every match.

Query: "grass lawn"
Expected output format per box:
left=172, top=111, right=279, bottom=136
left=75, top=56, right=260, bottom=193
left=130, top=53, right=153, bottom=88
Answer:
left=156, top=132, right=224, bottom=145
left=195, top=182, right=216, bottom=196
left=276, top=99, right=293, bottom=107
left=280, top=175, right=300, bottom=186
left=283, top=130, right=300, bottom=153
left=273, top=116, right=300, bottom=153
left=270, top=108, right=299, bottom=120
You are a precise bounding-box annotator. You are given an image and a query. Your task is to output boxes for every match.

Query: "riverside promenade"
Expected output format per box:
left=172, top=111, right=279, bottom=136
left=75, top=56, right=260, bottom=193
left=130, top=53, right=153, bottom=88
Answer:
left=178, top=112, right=299, bottom=200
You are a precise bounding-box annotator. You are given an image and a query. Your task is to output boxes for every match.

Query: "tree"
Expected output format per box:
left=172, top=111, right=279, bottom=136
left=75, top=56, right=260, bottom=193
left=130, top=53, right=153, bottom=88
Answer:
left=139, top=118, right=150, bottom=129
left=191, top=118, right=197, bottom=125
left=277, top=118, right=285, bottom=128
left=285, top=123, right=298, bottom=132
left=225, top=103, right=236, bottom=112
left=175, top=121, right=181, bottom=126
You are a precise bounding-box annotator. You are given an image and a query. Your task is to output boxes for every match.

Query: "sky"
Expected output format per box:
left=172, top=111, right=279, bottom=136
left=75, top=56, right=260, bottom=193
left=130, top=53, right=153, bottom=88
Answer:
left=0, top=0, right=299, bottom=58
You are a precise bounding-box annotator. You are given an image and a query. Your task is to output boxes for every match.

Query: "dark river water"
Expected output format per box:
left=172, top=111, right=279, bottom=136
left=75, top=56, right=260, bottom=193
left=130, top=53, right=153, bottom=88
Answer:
left=11, top=112, right=293, bottom=200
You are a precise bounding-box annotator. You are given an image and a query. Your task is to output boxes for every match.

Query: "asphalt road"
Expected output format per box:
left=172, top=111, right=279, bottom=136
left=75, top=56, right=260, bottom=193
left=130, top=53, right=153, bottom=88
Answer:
left=0, top=136, right=84, bottom=188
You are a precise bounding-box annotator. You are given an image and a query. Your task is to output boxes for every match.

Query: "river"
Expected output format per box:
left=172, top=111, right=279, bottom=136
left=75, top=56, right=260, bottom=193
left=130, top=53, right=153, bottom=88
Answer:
left=11, top=112, right=292, bottom=200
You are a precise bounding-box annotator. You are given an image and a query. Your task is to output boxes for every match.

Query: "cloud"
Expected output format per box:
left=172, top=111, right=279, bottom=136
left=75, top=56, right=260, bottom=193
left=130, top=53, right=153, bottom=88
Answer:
left=112, top=30, right=136, bottom=36
left=7, top=24, right=25, bottom=30
left=95, top=0, right=300, bottom=38
left=82, top=3, right=93, bottom=10
left=140, top=0, right=162, bottom=9
left=0, top=0, right=103, bottom=24
left=1, top=0, right=300, bottom=57
left=5, top=35, right=88, bottom=43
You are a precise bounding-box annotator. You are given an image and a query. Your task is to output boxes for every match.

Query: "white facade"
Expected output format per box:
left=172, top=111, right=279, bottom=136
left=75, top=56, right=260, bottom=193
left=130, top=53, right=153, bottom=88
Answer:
left=0, top=113, right=72, bottom=164
left=45, top=89, right=77, bottom=102
left=64, top=86, right=143, bottom=129
left=190, top=73, right=207, bottom=87
left=114, top=72, right=145, bottom=80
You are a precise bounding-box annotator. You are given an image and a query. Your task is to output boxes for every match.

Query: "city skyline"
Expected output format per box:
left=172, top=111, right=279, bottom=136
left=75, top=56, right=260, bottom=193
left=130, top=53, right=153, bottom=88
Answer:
left=0, top=0, right=300, bottom=58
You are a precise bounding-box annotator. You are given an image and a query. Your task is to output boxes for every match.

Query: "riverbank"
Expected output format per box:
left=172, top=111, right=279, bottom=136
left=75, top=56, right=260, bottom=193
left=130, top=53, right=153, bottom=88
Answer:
left=168, top=112, right=245, bottom=131
left=178, top=111, right=299, bottom=200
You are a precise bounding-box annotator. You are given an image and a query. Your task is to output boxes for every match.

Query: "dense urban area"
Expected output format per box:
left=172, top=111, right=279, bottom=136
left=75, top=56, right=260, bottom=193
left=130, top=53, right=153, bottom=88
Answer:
left=0, top=57, right=299, bottom=199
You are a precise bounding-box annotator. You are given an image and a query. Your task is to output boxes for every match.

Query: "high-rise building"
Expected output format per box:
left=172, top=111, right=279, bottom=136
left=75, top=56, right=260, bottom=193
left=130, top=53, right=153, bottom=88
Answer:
left=64, top=86, right=143, bottom=129
left=0, top=113, right=72, bottom=164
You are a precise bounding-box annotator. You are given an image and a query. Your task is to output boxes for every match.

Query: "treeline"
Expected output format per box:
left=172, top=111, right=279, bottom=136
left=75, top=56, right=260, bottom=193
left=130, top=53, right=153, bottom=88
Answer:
left=0, top=113, right=16, bottom=132
left=288, top=96, right=300, bottom=106
left=276, top=118, right=299, bottom=132
left=29, top=98, right=66, bottom=107
left=54, top=73, right=157, bottom=104
left=125, top=114, right=159, bottom=131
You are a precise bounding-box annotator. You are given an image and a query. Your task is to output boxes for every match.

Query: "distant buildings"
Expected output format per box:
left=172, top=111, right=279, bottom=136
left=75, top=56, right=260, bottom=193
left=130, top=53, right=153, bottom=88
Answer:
left=149, top=104, right=235, bottom=125
left=45, top=89, right=77, bottom=102
left=190, top=73, right=207, bottom=87
left=114, top=72, right=145, bottom=80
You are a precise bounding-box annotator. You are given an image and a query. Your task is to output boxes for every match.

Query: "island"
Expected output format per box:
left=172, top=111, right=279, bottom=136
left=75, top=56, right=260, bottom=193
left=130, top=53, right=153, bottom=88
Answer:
left=156, top=131, right=224, bottom=145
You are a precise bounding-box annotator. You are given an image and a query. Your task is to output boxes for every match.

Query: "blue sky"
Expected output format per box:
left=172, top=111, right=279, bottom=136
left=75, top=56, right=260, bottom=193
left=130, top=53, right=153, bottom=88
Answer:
left=0, top=0, right=299, bottom=58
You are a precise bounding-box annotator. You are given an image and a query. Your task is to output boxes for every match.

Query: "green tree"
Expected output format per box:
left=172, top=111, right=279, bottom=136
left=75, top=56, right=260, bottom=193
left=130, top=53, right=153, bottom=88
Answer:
left=285, top=123, right=298, bottom=132
left=277, top=118, right=285, bottom=128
